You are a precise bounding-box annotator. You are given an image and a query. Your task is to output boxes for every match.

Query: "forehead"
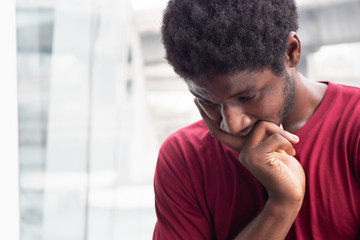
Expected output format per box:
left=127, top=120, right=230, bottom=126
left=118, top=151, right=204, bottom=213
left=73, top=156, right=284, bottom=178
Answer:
left=188, top=69, right=274, bottom=101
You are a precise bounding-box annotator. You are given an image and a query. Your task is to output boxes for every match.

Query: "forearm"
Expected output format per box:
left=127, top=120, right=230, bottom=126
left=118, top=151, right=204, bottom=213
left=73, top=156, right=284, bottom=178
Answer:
left=234, top=199, right=302, bottom=240
left=194, top=110, right=306, bottom=239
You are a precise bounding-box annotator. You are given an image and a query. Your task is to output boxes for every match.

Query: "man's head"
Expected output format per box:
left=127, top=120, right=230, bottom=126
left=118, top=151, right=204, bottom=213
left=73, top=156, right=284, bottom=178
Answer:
left=162, top=0, right=301, bottom=137
left=161, top=0, right=299, bottom=82
left=189, top=68, right=295, bottom=137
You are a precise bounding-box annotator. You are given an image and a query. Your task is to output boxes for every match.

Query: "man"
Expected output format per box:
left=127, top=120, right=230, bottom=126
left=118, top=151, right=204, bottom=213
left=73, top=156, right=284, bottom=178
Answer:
left=153, top=0, right=360, bottom=239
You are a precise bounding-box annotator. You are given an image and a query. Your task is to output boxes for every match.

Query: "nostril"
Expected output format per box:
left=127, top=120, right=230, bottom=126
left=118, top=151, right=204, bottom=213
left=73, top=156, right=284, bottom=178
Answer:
left=219, top=114, right=254, bottom=136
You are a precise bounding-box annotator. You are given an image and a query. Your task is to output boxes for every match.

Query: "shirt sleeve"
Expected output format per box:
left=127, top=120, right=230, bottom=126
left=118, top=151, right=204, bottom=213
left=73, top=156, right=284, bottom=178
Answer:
left=356, top=139, right=360, bottom=186
left=153, top=149, right=214, bottom=240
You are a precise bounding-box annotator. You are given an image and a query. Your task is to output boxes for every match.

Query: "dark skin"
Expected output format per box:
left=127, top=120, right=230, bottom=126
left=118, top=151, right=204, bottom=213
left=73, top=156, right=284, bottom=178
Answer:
left=188, top=32, right=328, bottom=239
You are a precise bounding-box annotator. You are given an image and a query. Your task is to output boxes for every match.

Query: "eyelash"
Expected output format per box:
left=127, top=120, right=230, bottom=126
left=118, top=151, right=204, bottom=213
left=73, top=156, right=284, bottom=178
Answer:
left=238, top=94, right=256, bottom=101
left=198, top=93, right=257, bottom=105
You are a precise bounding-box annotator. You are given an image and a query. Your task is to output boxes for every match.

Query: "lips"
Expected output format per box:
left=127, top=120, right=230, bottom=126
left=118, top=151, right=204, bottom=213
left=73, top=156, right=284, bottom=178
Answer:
left=236, top=125, right=254, bottom=138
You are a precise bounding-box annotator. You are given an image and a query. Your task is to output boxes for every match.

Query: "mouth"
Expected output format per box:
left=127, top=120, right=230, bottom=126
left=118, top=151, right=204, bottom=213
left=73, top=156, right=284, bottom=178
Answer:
left=236, top=125, right=254, bottom=138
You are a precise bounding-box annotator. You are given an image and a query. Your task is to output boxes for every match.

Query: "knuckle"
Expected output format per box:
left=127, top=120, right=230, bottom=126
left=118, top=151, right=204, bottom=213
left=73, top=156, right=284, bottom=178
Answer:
left=271, top=132, right=284, bottom=141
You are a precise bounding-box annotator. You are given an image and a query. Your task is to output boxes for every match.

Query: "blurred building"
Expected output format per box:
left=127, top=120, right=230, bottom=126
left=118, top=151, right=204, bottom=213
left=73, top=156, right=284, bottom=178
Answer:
left=17, top=0, right=360, bottom=239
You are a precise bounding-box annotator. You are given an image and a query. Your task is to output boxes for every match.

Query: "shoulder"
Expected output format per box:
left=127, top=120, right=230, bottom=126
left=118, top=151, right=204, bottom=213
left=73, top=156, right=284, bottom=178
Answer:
left=156, top=120, right=234, bottom=180
left=165, top=120, right=210, bottom=142
left=322, top=82, right=360, bottom=121
left=331, top=82, right=360, bottom=103
left=159, top=120, right=216, bottom=159
left=331, top=83, right=360, bottom=124
left=153, top=121, right=217, bottom=239
left=326, top=82, right=360, bottom=128
left=337, top=83, right=360, bottom=179
left=330, top=82, right=360, bottom=162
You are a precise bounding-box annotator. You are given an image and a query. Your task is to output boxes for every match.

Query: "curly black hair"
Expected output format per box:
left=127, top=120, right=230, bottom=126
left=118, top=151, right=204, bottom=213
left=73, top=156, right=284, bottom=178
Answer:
left=161, top=0, right=298, bottom=82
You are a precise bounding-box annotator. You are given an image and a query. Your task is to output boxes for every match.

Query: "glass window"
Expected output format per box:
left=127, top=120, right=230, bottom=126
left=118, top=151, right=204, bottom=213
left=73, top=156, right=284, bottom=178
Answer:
left=16, top=0, right=360, bottom=239
left=17, top=0, right=157, bottom=239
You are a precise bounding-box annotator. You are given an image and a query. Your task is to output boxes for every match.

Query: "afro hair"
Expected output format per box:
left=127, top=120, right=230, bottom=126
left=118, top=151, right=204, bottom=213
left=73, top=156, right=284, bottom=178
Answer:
left=161, top=0, right=298, bottom=82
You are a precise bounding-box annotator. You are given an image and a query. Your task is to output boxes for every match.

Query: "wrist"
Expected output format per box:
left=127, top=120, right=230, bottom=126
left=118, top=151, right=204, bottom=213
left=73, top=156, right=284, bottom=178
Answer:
left=265, top=197, right=303, bottom=218
left=267, top=185, right=305, bottom=207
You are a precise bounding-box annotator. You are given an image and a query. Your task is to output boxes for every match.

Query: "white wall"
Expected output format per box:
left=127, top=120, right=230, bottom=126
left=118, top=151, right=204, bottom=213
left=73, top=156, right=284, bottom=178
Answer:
left=0, top=0, right=20, bottom=239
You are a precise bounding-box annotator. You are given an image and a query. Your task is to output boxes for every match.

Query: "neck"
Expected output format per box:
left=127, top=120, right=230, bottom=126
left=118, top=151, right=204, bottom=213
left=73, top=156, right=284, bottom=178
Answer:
left=282, top=71, right=328, bottom=134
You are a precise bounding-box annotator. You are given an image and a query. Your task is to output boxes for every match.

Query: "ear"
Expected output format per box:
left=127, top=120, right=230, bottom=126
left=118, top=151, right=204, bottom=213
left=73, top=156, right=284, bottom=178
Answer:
left=285, top=31, right=301, bottom=68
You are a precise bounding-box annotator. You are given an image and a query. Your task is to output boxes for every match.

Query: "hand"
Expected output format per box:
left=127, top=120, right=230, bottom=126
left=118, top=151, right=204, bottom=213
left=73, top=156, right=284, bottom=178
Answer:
left=194, top=98, right=306, bottom=205
left=194, top=98, right=245, bottom=152
left=239, top=121, right=305, bottom=205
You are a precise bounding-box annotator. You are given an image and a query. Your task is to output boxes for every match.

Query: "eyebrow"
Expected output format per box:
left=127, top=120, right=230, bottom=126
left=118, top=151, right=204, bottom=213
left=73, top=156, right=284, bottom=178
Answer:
left=189, top=85, right=256, bottom=100
left=229, top=85, right=256, bottom=98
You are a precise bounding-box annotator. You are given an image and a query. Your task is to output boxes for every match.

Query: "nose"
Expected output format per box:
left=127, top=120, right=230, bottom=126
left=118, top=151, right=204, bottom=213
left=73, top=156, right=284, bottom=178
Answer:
left=220, top=104, right=253, bottom=136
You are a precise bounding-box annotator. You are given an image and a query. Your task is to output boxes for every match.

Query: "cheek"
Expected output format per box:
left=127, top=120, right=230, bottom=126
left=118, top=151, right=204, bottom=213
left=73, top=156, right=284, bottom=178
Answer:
left=253, top=99, right=284, bottom=122
left=199, top=103, right=222, bottom=123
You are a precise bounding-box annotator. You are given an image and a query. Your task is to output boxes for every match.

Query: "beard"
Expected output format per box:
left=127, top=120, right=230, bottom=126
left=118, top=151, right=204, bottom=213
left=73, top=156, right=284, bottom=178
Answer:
left=281, top=72, right=295, bottom=121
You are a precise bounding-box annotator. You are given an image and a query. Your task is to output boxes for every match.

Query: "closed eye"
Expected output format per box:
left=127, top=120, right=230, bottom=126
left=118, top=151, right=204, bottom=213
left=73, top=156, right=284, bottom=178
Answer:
left=238, top=93, right=256, bottom=101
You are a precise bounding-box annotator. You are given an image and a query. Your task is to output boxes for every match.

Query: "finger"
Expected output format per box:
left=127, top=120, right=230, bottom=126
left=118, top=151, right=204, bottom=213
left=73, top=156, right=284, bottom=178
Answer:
left=257, top=133, right=296, bottom=156
left=242, top=133, right=296, bottom=174
left=246, top=121, right=299, bottom=150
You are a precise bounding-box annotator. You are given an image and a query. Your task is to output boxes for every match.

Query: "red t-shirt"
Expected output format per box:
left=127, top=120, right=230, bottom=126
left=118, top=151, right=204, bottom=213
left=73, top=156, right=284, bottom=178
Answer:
left=153, top=82, right=360, bottom=240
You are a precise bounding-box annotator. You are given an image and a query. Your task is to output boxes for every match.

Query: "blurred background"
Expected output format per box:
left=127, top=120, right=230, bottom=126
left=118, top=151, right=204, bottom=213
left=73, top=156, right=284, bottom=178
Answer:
left=16, top=0, right=360, bottom=239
